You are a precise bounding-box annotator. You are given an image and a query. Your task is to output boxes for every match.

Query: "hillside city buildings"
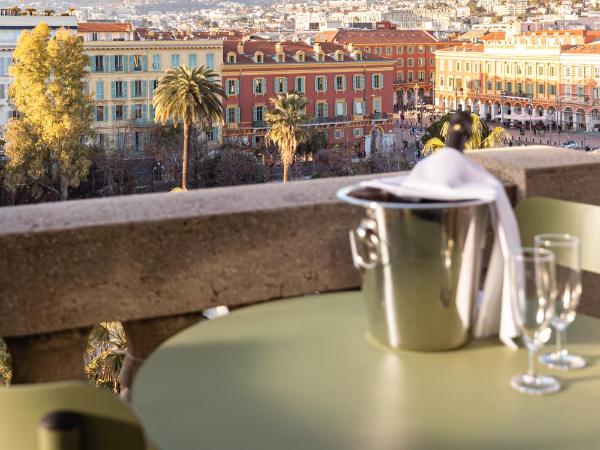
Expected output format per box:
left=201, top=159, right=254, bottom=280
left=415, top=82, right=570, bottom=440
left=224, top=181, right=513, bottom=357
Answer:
left=3, top=2, right=600, bottom=154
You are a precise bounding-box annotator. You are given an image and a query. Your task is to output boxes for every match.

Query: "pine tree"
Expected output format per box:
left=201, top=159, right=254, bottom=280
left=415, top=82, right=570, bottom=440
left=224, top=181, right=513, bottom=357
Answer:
left=4, top=23, right=93, bottom=200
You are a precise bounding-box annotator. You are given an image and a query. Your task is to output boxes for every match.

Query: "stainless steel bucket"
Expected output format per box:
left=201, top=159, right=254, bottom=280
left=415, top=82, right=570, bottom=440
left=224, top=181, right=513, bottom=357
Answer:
left=338, top=185, right=491, bottom=351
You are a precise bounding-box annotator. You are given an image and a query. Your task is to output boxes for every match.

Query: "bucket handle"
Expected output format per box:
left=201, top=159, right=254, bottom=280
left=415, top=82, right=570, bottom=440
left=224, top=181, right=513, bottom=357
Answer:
left=349, top=219, right=380, bottom=270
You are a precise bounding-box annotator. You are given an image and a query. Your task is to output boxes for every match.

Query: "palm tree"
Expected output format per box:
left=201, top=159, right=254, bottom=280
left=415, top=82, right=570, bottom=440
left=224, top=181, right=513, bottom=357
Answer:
left=84, top=322, right=127, bottom=392
left=265, top=93, right=309, bottom=182
left=423, top=113, right=509, bottom=156
left=153, top=65, right=224, bottom=190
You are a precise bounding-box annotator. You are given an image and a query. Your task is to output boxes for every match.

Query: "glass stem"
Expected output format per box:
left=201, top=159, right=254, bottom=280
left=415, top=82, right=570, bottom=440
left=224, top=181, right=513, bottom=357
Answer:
left=556, top=328, right=567, bottom=355
left=527, top=346, right=537, bottom=378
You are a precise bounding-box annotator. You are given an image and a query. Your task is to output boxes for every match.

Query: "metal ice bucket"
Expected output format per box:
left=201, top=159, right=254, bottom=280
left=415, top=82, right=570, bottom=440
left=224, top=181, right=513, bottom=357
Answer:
left=338, top=185, right=491, bottom=351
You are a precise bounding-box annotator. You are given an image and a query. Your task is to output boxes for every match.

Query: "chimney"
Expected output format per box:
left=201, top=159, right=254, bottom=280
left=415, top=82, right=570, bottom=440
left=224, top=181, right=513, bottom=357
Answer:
left=237, top=41, right=244, bottom=54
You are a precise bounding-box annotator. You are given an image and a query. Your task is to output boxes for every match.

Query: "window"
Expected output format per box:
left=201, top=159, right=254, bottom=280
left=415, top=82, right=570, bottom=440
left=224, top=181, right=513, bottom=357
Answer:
left=407, top=46, right=414, bottom=54
left=550, top=66, right=556, bottom=77
left=296, top=52, right=305, bottom=62
left=115, top=104, right=124, bottom=121
left=274, top=77, right=287, bottom=94
left=253, top=78, right=266, bottom=95
left=255, top=52, right=264, bottom=63
left=353, top=74, right=364, bottom=90
left=407, top=58, right=414, bottom=67
left=407, top=71, right=414, bottom=83
left=335, top=51, right=344, bottom=61
left=527, top=65, right=532, bottom=76
left=456, top=62, right=461, bottom=72
left=227, top=53, right=236, bottom=63
left=564, top=85, right=572, bottom=96
left=353, top=127, right=364, bottom=137
left=577, top=86, right=584, bottom=97
left=418, top=71, right=425, bottom=82
left=373, top=98, right=381, bottom=114
left=206, top=53, right=214, bottom=69
left=91, top=32, right=98, bottom=41
left=95, top=106, right=105, bottom=121
left=397, top=72, right=404, bottom=82
left=152, top=54, right=161, bottom=71
left=226, top=106, right=240, bottom=124
left=133, top=80, right=143, bottom=97
left=334, top=101, right=346, bottom=117
left=474, top=63, right=480, bottom=72
left=114, top=55, right=123, bottom=72
left=364, top=47, right=371, bottom=53
left=227, top=79, right=239, bottom=96
left=565, top=67, right=572, bottom=77
left=315, top=76, right=327, bottom=92
left=133, top=55, right=143, bottom=72
left=418, top=58, right=425, bottom=67
left=371, top=74, right=382, bottom=89
left=496, top=81, right=502, bottom=91
left=253, top=105, right=265, bottom=123
left=578, top=67, right=584, bottom=78
left=295, top=76, right=305, bottom=93
left=317, top=52, right=325, bottom=62
left=171, top=54, right=180, bottom=67
left=94, top=55, right=104, bottom=73
left=397, top=59, right=404, bottom=67
left=385, top=47, right=392, bottom=55
left=95, top=81, right=104, bottom=100
left=396, top=46, right=403, bottom=54
left=334, top=129, right=344, bottom=139
left=375, top=47, right=382, bottom=56
left=151, top=80, right=159, bottom=96
left=134, top=104, right=144, bottom=120
left=353, top=100, right=365, bottom=115
left=335, top=75, right=346, bottom=91
left=595, top=67, right=600, bottom=78
left=537, top=84, right=544, bottom=94
left=538, top=66, right=544, bottom=76
left=486, top=80, right=492, bottom=90
left=316, top=102, right=328, bottom=118
left=189, top=54, right=197, bottom=67
left=276, top=54, right=284, bottom=63
left=114, top=81, right=125, bottom=98
left=439, top=76, right=444, bottom=87
left=430, top=58, right=435, bottom=66
left=465, top=63, right=470, bottom=72
left=418, top=45, right=424, bottom=54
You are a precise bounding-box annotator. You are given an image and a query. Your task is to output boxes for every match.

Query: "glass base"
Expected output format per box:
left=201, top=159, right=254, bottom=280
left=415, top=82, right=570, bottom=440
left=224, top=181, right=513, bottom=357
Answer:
left=540, top=351, right=587, bottom=371
left=510, top=373, right=561, bottom=395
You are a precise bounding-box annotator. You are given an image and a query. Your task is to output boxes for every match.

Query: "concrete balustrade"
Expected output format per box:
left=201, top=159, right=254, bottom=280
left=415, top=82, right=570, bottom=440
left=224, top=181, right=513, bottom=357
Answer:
left=0, top=147, right=599, bottom=387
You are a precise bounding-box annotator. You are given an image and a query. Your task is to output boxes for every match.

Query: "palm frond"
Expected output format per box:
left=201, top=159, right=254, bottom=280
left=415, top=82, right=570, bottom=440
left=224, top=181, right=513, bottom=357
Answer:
left=422, top=137, right=445, bottom=155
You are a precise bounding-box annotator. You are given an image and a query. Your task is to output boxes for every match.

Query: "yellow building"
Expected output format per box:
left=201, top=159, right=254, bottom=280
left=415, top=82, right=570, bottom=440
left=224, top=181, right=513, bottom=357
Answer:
left=434, top=30, right=600, bottom=131
left=81, top=23, right=223, bottom=152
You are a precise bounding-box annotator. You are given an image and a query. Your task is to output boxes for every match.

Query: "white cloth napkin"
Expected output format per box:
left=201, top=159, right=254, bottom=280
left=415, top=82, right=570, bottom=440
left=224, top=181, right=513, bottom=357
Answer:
left=360, top=147, right=520, bottom=348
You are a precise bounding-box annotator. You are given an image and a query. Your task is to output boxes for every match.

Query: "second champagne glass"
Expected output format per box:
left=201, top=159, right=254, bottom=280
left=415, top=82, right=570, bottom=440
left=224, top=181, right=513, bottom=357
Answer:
left=536, top=233, right=586, bottom=370
left=510, top=247, right=560, bottom=395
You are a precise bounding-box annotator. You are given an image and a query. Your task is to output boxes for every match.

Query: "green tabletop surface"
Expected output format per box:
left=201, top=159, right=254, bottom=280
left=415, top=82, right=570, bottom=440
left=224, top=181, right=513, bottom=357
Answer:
left=132, top=292, right=600, bottom=450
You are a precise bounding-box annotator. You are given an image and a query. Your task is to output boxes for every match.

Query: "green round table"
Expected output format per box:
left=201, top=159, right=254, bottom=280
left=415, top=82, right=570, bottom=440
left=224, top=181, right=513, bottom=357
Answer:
left=132, top=292, right=600, bottom=450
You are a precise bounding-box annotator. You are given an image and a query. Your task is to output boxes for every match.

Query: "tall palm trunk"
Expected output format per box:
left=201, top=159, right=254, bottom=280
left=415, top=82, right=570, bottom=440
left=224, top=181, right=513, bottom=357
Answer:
left=283, top=162, right=289, bottom=183
left=182, top=120, right=191, bottom=190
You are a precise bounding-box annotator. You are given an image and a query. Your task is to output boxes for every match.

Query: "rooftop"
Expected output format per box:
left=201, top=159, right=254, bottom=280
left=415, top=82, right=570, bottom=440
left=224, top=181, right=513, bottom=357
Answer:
left=316, top=29, right=440, bottom=45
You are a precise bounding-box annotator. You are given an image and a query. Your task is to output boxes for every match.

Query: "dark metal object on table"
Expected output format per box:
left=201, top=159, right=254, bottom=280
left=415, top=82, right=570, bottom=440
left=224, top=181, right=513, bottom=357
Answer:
left=446, top=110, right=473, bottom=152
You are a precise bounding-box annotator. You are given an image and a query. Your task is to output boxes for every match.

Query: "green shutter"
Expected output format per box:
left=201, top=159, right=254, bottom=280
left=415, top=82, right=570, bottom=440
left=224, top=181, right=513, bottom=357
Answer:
left=314, top=77, right=319, bottom=92
left=111, top=81, right=116, bottom=99
left=323, top=102, right=328, bottom=117
left=283, top=78, right=288, bottom=93
left=253, top=106, right=257, bottom=121
left=235, top=80, right=239, bottom=95
left=236, top=107, right=241, bottom=123
left=352, top=75, right=357, bottom=89
left=253, top=79, right=257, bottom=94
left=123, top=81, right=128, bottom=98
left=111, top=105, right=116, bottom=120
left=323, top=77, right=327, bottom=91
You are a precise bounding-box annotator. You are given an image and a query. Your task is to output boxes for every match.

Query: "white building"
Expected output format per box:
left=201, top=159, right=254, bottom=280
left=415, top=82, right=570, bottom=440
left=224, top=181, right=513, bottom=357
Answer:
left=0, top=11, right=77, bottom=126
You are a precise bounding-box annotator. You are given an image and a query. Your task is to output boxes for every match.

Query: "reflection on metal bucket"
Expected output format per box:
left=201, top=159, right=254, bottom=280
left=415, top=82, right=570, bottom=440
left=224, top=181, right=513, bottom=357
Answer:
left=338, top=185, right=491, bottom=351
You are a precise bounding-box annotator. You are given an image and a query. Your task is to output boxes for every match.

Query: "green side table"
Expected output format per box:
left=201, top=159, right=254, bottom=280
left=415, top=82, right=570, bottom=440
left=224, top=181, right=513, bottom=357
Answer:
left=132, top=292, right=600, bottom=450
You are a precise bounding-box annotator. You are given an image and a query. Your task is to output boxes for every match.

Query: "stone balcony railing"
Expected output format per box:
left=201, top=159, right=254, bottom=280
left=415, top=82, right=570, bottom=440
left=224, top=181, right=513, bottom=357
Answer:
left=1, top=146, right=600, bottom=389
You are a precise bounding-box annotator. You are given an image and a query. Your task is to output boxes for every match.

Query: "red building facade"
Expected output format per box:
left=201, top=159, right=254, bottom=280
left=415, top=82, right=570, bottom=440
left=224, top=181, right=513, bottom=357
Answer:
left=221, top=39, right=395, bottom=152
left=316, top=30, right=457, bottom=110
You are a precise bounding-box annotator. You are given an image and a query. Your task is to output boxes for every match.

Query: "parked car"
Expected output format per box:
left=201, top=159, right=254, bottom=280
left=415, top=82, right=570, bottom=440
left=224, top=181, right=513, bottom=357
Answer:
left=562, top=140, right=579, bottom=149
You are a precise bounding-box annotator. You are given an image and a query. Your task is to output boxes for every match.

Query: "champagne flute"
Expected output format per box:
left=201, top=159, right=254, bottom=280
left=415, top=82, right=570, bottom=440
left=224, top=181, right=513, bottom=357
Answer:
left=510, top=247, right=560, bottom=395
left=536, top=234, right=586, bottom=370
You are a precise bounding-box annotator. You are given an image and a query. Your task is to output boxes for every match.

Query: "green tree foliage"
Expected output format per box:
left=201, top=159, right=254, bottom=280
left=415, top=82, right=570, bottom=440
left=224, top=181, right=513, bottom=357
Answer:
left=153, top=64, right=225, bottom=190
left=265, top=93, right=309, bottom=183
left=4, top=23, right=93, bottom=200
left=422, top=113, right=509, bottom=155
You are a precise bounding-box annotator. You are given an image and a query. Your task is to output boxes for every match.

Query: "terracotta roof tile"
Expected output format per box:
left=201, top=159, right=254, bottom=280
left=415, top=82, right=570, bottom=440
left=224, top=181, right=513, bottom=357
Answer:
left=78, top=22, right=133, bottom=33
left=317, top=29, right=440, bottom=45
